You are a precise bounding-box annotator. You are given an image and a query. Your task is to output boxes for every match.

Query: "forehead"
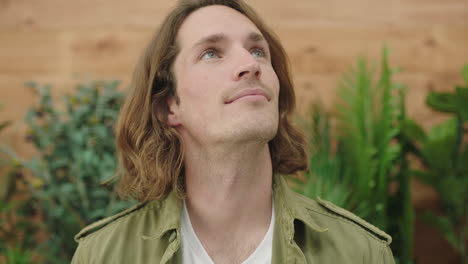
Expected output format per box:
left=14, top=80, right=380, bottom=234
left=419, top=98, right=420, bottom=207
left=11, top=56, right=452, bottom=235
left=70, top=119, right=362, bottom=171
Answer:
left=176, top=5, right=264, bottom=48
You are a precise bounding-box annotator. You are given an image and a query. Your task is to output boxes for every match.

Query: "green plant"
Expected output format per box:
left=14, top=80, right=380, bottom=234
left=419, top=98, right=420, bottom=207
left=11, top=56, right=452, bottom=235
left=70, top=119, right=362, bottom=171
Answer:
left=0, top=167, right=39, bottom=258
left=335, top=48, right=402, bottom=227
left=337, top=48, right=416, bottom=264
left=401, top=64, right=468, bottom=263
left=294, top=48, right=415, bottom=264
left=2, top=246, right=32, bottom=264
left=290, top=104, right=351, bottom=208
left=0, top=107, right=40, bottom=261
left=13, top=81, right=135, bottom=263
left=389, top=84, right=415, bottom=264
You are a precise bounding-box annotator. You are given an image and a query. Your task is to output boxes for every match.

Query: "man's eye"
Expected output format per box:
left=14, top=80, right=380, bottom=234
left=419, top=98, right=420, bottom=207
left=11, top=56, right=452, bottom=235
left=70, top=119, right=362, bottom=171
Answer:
left=200, top=49, right=219, bottom=60
left=252, top=48, right=267, bottom=58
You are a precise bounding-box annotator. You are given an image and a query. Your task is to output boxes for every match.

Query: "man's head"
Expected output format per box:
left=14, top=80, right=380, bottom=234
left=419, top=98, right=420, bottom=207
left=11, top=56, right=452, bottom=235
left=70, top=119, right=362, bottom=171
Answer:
left=167, top=5, right=280, bottom=149
left=116, top=0, right=307, bottom=202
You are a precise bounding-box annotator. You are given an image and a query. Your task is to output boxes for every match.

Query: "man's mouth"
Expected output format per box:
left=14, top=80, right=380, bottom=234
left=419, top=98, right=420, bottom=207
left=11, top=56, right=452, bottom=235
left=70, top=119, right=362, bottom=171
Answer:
left=225, top=88, right=271, bottom=104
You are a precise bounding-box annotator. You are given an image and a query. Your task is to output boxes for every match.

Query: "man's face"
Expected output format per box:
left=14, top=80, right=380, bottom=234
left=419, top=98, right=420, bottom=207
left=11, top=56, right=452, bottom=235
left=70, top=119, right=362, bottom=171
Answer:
left=168, top=5, right=280, bottom=147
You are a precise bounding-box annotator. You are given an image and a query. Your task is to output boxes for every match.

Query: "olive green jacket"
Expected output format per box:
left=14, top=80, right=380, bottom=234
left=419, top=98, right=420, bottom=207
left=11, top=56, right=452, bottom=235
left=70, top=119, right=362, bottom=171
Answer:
left=72, top=175, right=395, bottom=263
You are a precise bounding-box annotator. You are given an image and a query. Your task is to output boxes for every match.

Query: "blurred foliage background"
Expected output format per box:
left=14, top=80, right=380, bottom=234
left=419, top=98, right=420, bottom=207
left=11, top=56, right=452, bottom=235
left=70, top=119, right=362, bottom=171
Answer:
left=290, top=50, right=467, bottom=264
left=0, top=81, right=135, bottom=263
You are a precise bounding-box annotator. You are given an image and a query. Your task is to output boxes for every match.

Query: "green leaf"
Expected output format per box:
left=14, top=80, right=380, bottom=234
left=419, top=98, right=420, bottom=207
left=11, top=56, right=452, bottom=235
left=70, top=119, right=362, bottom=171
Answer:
left=50, top=206, right=65, bottom=218
left=454, top=86, right=468, bottom=120
left=427, top=118, right=456, bottom=142
left=411, top=170, right=437, bottom=186
left=0, top=120, right=12, bottom=131
left=438, top=177, right=465, bottom=218
left=88, top=208, right=106, bottom=220
left=59, top=183, right=75, bottom=196
left=4, top=246, right=31, bottom=264
left=422, top=211, right=458, bottom=249
left=426, top=91, right=458, bottom=113
left=421, top=118, right=457, bottom=172
left=422, top=141, right=456, bottom=173
left=400, top=119, right=426, bottom=143
left=82, top=149, right=94, bottom=165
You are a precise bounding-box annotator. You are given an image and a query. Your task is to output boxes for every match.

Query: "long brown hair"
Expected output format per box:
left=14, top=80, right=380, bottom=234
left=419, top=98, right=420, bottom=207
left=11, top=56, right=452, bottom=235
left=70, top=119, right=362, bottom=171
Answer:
left=115, top=0, right=308, bottom=202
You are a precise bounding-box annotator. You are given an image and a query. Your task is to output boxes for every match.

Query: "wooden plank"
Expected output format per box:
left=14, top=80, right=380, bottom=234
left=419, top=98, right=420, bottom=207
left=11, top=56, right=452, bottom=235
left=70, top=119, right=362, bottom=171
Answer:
left=251, top=0, right=468, bottom=27
left=0, top=32, right=62, bottom=75
left=0, top=30, right=151, bottom=77
left=0, top=0, right=174, bottom=31
left=68, top=30, right=150, bottom=76
left=0, top=0, right=466, bottom=31
left=276, top=25, right=468, bottom=74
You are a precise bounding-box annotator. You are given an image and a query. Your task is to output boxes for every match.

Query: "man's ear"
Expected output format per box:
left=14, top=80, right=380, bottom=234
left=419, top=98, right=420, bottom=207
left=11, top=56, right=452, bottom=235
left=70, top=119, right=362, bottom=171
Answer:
left=167, top=96, right=181, bottom=127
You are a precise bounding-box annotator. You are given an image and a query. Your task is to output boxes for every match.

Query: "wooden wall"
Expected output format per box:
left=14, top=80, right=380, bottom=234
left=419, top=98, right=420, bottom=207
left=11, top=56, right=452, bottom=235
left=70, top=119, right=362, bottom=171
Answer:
left=0, top=0, right=467, bottom=263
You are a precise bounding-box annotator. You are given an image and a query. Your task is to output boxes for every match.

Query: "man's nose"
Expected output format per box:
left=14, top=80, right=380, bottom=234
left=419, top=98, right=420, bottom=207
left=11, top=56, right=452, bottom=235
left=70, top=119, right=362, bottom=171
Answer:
left=232, top=50, right=262, bottom=81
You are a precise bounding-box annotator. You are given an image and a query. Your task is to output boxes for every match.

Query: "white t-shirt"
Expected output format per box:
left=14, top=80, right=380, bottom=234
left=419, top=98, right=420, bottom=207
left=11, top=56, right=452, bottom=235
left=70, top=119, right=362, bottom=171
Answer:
left=180, top=201, right=275, bottom=264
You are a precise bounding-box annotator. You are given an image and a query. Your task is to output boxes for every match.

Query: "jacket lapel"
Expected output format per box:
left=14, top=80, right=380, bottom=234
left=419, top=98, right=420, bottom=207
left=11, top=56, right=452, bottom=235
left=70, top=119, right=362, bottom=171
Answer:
left=272, top=174, right=329, bottom=264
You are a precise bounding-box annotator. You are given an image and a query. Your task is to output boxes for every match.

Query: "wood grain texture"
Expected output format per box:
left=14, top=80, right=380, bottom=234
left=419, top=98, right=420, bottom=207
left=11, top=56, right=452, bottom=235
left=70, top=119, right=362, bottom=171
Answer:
left=0, top=1, right=467, bottom=262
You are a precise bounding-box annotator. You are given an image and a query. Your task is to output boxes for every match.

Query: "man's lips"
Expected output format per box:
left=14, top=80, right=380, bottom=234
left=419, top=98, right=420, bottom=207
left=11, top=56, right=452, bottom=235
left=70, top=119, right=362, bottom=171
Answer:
left=225, top=88, right=271, bottom=104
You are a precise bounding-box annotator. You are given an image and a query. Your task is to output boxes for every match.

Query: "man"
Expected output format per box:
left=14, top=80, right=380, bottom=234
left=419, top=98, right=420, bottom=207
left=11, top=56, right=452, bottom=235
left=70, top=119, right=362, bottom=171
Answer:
left=72, top=0, right=395, bottom=263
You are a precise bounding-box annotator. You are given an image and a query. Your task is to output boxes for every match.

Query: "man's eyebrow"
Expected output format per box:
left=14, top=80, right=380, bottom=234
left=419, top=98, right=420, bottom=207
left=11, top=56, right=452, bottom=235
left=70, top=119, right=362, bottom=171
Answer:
left=191, top=32, right=267, bottom=50
left=192, top=33, right=227, bottom=49
left=248, top=32, right=265, bottom=43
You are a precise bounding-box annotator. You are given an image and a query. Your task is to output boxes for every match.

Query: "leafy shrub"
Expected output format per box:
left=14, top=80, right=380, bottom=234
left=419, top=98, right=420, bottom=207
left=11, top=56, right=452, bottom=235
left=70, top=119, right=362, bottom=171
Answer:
left=14, top=81, right=135, bottom=263
left=0, top=168, right=39, bottom=262
left=402, top=64, right=468, bottom=263
left=289, top=103, right=351, bottom=208
left=2, top=246, right=32, bottom=264
left=294, top=48, right=415, bottom=264
left=0, top=106, right=40, bottom=262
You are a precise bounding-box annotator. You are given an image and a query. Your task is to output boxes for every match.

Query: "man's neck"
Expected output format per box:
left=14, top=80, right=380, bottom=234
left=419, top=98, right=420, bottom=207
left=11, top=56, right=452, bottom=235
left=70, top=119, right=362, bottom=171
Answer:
left=183, top=141, right=273, bottom=263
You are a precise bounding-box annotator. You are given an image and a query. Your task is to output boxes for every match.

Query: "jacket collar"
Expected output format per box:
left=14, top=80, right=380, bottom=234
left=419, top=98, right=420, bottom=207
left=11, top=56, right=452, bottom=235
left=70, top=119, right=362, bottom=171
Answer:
left=149, top=174, right=329, bottom=239
left=142, top=190, right=183, bottom=241
left=273, top=173, right=329, bottom=240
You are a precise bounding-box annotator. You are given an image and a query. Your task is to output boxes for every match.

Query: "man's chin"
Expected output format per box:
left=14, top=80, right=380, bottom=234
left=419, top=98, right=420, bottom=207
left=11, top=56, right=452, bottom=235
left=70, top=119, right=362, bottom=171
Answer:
left=223, top=123, right=278, bottom=145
